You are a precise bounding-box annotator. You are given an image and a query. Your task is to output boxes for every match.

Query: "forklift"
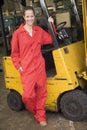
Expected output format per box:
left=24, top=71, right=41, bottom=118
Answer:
left=2, top=0, right=87, bottom=121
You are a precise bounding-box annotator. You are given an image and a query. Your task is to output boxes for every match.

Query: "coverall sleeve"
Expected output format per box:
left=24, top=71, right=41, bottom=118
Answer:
left=11, top=31, right=20, bottom=70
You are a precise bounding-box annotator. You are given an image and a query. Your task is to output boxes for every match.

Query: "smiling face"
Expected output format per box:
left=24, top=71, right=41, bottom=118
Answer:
left=23, top=9, right=35, bottom=26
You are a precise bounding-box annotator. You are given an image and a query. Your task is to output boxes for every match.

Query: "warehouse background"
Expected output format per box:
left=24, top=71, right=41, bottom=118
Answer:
left=0, top=0, right=87, bottom=130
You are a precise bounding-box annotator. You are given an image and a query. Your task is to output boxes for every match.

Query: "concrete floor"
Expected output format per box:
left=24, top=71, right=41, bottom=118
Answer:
left=0, top=46, right=87, bottom=130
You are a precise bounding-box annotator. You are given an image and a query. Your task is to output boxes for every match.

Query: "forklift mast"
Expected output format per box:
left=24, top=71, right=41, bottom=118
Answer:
left=39, top=0, right=59, bottom=49
left=70, top=0, right=83, bottom=39
left=82, top=0, right=87, bottom=67
left=39, top=0, right=84, bottom=42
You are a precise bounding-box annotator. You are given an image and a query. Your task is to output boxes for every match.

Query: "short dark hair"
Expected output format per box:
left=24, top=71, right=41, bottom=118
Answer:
left=23, top=6, right=35, bottom=15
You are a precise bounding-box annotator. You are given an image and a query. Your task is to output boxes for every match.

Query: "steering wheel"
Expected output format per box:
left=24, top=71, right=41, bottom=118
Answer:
left=57, top=21, right=67, bottom=31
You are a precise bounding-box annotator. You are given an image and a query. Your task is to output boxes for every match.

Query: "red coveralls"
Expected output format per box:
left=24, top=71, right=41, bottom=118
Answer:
left=11, top=23, right=53, bottom=122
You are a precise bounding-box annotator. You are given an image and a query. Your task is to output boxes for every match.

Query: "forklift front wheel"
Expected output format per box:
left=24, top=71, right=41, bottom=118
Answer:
left=60, top=90, right=87, bottom=121
left=7, top=90, right=24, bottom=111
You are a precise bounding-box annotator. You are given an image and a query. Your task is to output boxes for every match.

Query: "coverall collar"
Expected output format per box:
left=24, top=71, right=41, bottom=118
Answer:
left=19, top=23, right=38, bottom=33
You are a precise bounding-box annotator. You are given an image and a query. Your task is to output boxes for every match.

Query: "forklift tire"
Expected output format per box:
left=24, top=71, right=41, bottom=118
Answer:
left=60, top=90, right=87, bottom=121
left=7, top=90, right=24, bottom=111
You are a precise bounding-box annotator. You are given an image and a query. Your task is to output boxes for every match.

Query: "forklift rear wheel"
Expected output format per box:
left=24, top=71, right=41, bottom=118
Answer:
left=60, top=90, right=87, bottom=121
left=7, top=90, right=24, bottom=111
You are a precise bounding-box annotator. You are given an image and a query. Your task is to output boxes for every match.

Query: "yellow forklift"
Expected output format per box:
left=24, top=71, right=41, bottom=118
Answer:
left=2, top=0, right=87, bottom=121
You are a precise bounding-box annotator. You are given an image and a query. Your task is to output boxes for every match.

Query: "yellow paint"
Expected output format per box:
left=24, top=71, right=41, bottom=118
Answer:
left=3, top=0, right=87, bottom=112
left=3, top=40, right=86, bottom=111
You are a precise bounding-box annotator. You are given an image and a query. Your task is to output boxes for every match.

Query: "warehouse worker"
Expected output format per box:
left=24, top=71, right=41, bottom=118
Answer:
left=11, top=6, right=54, bottom=126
